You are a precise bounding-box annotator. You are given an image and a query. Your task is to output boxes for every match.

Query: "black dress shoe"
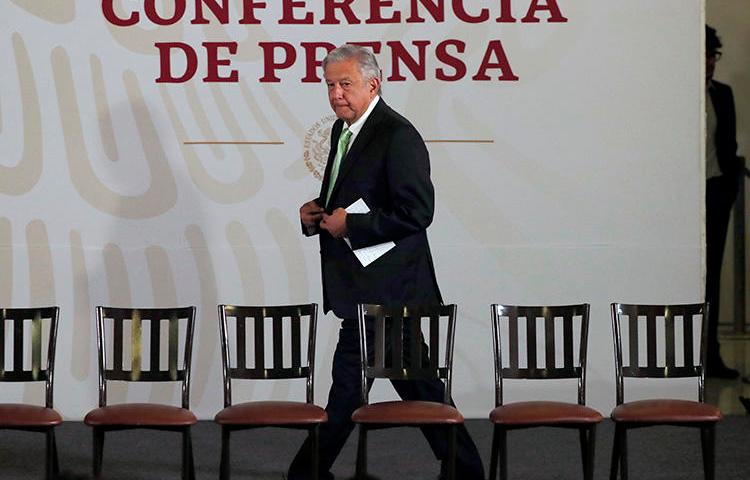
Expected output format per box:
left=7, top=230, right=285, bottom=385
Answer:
left=706, top=361, right=740, bottom=379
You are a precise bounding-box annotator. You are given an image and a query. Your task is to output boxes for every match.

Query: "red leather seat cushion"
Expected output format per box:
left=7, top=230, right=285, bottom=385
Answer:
left=490, top=401, right=603, bottom=426
left=84, top=403, right=197, bottom=427
left=611, top=399, right=722, bottom=423
left=0, top=404, right=62, bottom=427
left=214, top=401, right=327, bottom=425
left=352, top=401, right=464, bottom=425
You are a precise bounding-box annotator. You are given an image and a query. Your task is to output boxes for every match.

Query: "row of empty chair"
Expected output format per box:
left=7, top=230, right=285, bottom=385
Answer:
left=0, top=303, right=720, bottom=480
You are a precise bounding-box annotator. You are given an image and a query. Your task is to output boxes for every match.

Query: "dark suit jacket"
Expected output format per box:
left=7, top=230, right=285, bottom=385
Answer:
left=304, top=98, right=442, bottom=319
left=709, top=80, right=741, bottom=178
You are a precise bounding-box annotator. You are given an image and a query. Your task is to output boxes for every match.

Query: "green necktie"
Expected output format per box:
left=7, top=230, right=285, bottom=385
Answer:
left=325, top=127, right=352, bottom=207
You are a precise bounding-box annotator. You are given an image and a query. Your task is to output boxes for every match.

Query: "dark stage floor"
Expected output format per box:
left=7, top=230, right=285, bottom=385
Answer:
left=1, top=417, right=749, bottom=480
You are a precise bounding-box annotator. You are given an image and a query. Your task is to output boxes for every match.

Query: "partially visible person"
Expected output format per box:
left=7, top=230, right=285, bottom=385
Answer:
left=705, top=25, right=741, bottom=379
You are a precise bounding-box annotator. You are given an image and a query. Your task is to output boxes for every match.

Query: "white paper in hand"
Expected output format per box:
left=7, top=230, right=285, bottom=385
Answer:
left=344, top=199, right=395, bottom=267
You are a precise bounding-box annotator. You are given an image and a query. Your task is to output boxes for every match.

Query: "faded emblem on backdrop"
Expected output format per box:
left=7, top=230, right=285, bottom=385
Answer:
left=304, top=115, right=337, bottom=180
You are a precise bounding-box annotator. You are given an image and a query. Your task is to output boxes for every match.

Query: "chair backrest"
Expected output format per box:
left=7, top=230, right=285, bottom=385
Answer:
left=0, top=307, right=59, bottom=408
left=611, top=302, right=707, bottom=405
left=95, top=306, right=196, bottom=408
left=491, top=304, right=591, bottom=406
left=218, top=304, right=319, bottom=407
left=357, top=304, right=457, bottom=405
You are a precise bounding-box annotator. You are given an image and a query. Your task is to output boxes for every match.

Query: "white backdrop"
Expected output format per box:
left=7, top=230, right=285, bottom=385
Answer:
left=1, top=1, right=705, bottom=419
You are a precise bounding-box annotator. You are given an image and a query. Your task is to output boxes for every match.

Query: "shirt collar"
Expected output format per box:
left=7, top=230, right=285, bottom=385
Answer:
left=345, top=95, right=380, bottom=136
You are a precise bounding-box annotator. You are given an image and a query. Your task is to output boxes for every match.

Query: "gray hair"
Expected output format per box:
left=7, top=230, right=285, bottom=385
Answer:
left=323, top=44, right=382, bottom=93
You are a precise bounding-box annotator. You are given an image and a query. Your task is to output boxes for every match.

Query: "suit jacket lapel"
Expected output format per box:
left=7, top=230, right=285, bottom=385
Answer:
left=327, top=99, right=386, bottom=205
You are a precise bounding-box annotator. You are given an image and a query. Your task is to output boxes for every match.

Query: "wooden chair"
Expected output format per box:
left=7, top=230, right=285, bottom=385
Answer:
left=610, top=303, right=722, bottom=480
left=84, top=306, right=197, bottom=480
left=488, top=304, right=602, bottom=480
left=214, top=304, right=326, bottom=480
left=0, top=307, right=61, bottom=479
left=352, top=304, right=462, bottom=480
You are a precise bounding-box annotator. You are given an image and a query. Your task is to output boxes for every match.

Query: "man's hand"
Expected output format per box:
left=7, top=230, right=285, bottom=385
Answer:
left=300, top=200, right=324, bottom=227
left=320, top=208, right=347, bottom=238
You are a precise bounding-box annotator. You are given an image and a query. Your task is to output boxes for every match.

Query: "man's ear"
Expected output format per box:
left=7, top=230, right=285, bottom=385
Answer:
left=369, top=76, right=381, bottom=95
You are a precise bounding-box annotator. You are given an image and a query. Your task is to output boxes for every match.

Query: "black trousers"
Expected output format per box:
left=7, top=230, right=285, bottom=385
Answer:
left=288, top=318, right=485, bottom=480
left=705, top=175, right=738, bottom=364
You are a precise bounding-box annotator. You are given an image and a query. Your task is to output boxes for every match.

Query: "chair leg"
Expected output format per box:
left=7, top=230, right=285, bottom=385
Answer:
left=700, top=425, right=716, bottom=480
left=92, top=427, right=105, bottom=480
left=579, top=427, right=586, bottom=476
left=446, top=425, right=457, bottom=480
left=355, top=425, right=367, bottom=480
left=45, top=428, right=55, bottom=480
left=498, top=428, right=508, bottom=480
left=52, top=429, right=60, bottom=477
left=580, top=425, right=596, bottom=480
left=489, top=425, right=500, bottom=480
left=189, top=428, right=196, bottom=479
left=619, top=426, right=628, bottom=480
left=220, top=426, right=230, bottom=480
left=311, top=425, right=320, bottom=480
left=182, top=427, right=195, bottom=480
left=609, top=424, right=621, bottom=480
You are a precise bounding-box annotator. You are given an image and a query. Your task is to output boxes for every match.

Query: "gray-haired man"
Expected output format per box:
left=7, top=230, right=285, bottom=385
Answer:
left=293, top=44, right=485, bottom=480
